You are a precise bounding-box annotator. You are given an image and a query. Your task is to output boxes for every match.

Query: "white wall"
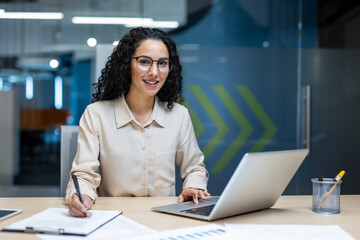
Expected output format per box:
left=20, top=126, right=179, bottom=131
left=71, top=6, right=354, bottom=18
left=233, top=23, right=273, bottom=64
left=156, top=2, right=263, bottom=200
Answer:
left=0, top=90, right=19, bottom=184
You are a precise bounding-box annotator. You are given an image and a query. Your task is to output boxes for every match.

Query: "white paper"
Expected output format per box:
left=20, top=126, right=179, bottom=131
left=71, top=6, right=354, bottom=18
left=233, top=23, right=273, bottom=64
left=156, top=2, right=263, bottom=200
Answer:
left=37, top=215, right=155, bottom=240
left=224, top=224, right=356, bottom=240
left=3, top=207, right=121, bottom=235
left=126, top=224, right=226, bottom=240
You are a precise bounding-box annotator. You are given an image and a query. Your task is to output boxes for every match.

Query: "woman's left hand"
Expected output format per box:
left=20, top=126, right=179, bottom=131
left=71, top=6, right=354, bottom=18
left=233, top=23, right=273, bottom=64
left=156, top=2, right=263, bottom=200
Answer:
left=178, top=188, right=211, bottom=204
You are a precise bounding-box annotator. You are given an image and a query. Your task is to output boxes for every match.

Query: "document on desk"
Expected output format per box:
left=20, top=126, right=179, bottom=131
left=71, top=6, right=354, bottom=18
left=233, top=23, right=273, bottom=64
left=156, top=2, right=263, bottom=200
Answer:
left=224, top=224, right=356, bottom=240
left=2, top=207, right=122, bottom=236
left=36, top=214, right=156, bottom=240
left=126, top=224, right=226, bottom=240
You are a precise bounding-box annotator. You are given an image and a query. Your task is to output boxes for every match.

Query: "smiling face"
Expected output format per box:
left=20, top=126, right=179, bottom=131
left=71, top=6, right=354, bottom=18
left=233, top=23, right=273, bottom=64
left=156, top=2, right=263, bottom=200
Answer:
left=128, top=39, right=169, bottom=99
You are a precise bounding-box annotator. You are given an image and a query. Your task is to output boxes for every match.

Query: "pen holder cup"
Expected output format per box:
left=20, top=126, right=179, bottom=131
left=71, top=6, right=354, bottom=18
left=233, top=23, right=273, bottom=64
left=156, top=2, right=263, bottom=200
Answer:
left=312, top=178, right=342, bottom=214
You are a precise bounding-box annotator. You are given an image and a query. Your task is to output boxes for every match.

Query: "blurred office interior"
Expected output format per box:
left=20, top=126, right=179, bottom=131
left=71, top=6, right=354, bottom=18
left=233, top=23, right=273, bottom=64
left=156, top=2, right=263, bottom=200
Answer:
left=0, top=0, right=359, bottom=197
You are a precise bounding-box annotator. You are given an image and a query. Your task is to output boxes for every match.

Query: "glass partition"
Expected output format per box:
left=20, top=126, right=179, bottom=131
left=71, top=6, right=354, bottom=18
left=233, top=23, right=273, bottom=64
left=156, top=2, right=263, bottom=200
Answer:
left=173, top=0, right=309, bottom=195
left=1, top=0, right=359, bottom=197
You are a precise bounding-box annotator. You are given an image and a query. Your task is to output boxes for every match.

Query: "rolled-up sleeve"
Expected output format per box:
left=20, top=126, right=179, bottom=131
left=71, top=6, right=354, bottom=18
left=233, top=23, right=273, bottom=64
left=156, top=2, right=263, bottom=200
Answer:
left=65, top=106, right=101, bottom=202
left=176, top=109, right=209, bottom=190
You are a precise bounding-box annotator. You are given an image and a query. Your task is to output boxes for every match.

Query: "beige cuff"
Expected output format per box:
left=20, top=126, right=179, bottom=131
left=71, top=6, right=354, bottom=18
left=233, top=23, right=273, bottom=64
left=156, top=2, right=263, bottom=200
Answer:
left=65, top=180, right=98, bottom=203
left=182, top=175, right=208, bottom=191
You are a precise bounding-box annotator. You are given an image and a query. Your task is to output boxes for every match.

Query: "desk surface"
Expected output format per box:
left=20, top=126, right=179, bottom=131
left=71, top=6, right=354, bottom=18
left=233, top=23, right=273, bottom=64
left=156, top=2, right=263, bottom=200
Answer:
left=0, top=195, right=359, bottom=239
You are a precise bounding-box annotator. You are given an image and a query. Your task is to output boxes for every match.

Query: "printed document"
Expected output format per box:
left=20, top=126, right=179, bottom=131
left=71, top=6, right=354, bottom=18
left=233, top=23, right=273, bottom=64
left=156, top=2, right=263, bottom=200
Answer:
left=37, top=214, right=156, bottom=240
left=126, top=224, right=226, bottom=240
left=224, top=224, right=356, bottom=240
left=3, top=207, right=121, bottom=236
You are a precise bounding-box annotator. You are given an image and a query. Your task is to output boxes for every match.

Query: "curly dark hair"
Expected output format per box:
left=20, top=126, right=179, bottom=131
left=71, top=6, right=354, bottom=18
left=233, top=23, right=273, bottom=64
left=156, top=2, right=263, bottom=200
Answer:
left=92, top=27, right=183, bottom=109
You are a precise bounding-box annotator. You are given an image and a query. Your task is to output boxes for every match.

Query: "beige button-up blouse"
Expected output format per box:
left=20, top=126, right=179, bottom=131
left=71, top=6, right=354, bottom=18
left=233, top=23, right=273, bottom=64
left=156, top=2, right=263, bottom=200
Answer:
left=65, top=96, right=209, bottom=201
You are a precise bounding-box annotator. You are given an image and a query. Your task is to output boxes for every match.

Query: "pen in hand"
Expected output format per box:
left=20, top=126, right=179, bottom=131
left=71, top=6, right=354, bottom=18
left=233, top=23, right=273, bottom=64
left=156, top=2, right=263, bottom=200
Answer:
left=72, top=173, right=87, bottom=217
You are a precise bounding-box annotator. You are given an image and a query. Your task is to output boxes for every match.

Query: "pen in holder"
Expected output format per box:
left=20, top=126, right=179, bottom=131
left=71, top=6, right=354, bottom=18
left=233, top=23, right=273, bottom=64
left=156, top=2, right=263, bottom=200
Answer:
left=312, top=177, right=342, bottom=214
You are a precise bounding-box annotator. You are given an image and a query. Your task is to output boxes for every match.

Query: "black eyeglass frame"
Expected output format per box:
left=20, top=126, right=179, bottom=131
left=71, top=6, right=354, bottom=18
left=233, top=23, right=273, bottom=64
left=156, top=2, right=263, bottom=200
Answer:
left=132, top=56, right=171, bottom=73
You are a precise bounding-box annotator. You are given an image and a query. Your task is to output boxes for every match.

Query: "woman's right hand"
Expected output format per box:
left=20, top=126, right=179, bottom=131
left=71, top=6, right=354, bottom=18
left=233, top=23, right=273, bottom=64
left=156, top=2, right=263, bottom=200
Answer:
left=68, top=193, right=93, bottom=217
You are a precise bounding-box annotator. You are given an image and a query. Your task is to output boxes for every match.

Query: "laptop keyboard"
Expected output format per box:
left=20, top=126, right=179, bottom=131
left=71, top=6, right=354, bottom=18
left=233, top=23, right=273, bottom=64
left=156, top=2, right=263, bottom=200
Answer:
left=180, top=204, right=215, bottom=216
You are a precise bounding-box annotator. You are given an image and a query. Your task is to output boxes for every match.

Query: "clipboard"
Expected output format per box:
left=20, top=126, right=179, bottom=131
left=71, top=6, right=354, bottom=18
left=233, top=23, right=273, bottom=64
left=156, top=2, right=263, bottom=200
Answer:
left=2, top=207, right=122, bottom=236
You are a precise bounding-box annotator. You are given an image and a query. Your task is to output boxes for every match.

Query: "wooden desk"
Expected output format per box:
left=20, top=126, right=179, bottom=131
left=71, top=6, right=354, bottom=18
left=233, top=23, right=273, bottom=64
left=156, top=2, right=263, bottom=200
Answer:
left=0, top=195, right=359, bottom=239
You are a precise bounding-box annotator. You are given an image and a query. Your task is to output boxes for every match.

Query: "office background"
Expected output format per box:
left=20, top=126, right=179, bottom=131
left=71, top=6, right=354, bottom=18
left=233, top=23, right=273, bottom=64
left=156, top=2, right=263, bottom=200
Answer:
left=0, top=0, right=359, bottom=197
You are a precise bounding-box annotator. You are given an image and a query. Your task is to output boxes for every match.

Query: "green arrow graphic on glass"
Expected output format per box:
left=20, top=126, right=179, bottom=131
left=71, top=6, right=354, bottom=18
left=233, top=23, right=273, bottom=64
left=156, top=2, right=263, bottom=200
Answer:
left=237, top=85, right=277, bottom=153
left=188, top=84, right=228, bottom=159
left=182, top=101, right=205, bottom=139
left=211, top=85, right=253, bottom=173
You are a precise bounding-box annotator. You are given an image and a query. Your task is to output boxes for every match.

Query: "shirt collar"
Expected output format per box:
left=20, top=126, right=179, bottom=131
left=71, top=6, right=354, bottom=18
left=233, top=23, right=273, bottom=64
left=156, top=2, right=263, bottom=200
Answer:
left=114, top=94, right=166, bottom=129
left=114, top=95, right=133, bottom=128
left=151, top=96, right=166, bottom=128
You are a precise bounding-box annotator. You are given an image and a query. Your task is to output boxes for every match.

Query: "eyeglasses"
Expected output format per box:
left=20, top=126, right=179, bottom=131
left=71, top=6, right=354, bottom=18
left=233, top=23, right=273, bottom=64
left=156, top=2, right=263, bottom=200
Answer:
left=132, top=56, right=171, bottom=74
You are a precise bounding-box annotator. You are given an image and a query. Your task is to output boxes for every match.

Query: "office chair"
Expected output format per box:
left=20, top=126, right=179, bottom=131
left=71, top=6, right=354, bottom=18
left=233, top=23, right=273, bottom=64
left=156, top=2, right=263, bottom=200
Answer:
left=60, top=125, right=79, bottom=197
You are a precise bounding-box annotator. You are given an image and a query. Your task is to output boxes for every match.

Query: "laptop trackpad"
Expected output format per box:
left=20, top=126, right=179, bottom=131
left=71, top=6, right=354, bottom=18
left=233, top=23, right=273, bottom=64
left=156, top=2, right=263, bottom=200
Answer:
left=152, top=196, right=219, bottom=212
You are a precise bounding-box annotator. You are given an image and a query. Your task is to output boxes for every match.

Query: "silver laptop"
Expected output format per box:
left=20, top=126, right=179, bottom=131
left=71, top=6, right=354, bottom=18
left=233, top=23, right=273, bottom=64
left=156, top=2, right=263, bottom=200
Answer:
left=152, top=149, right=309, bottom=221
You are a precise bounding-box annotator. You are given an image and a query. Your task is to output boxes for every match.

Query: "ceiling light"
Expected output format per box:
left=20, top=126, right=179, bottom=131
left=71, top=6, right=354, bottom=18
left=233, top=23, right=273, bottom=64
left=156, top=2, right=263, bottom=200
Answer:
left=0, top=12, right=64, bottom=20
left=113, top=41, right=119, bottom=46
left=71, top=16, right=179, bottom=29
left=72, top=17, right=153, bottom=25
left=54, top=76, right=63, bottom=110
left=153, top=21, right=179, bottom=28
left=49, top=59, right=59, bottom=69
left=87, top=38, right=97, bottom=47
left=125, top=20, right=179, bottom=29
left=25, top=76, right=33, bottom=100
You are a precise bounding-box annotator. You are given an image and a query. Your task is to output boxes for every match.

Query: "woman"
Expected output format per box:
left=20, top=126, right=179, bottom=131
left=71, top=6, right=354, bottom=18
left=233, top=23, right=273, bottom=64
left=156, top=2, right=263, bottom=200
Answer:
left=66, top=27, right=210, bottom=217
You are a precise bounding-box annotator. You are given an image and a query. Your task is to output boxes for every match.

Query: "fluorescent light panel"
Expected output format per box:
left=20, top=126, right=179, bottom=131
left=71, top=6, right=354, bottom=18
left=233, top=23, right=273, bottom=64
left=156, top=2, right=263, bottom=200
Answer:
left=153, top=21, right=179, bottom=28
left=0, top=12, right=63, bottom=19
left=72, top=17, right=153, bottom=25
left=125, top=20, right=179, bottom=28
left=72, top=16, right=179, bottom=28
left=25, top=76, right=33, bottom=100
left=1, top=11, right=178, bottom=28
left=54, top=76, right=63, bottom=109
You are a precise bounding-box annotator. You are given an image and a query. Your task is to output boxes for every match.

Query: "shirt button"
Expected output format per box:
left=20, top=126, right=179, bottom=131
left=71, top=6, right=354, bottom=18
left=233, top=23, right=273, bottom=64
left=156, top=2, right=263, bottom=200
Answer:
left=142, top=164, right=147, bottom=169
left=142, top=146, right=145, bottom=150
left=142, top=181, right=147, bottom=187
left=140, top=128, right=145, bottom=133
